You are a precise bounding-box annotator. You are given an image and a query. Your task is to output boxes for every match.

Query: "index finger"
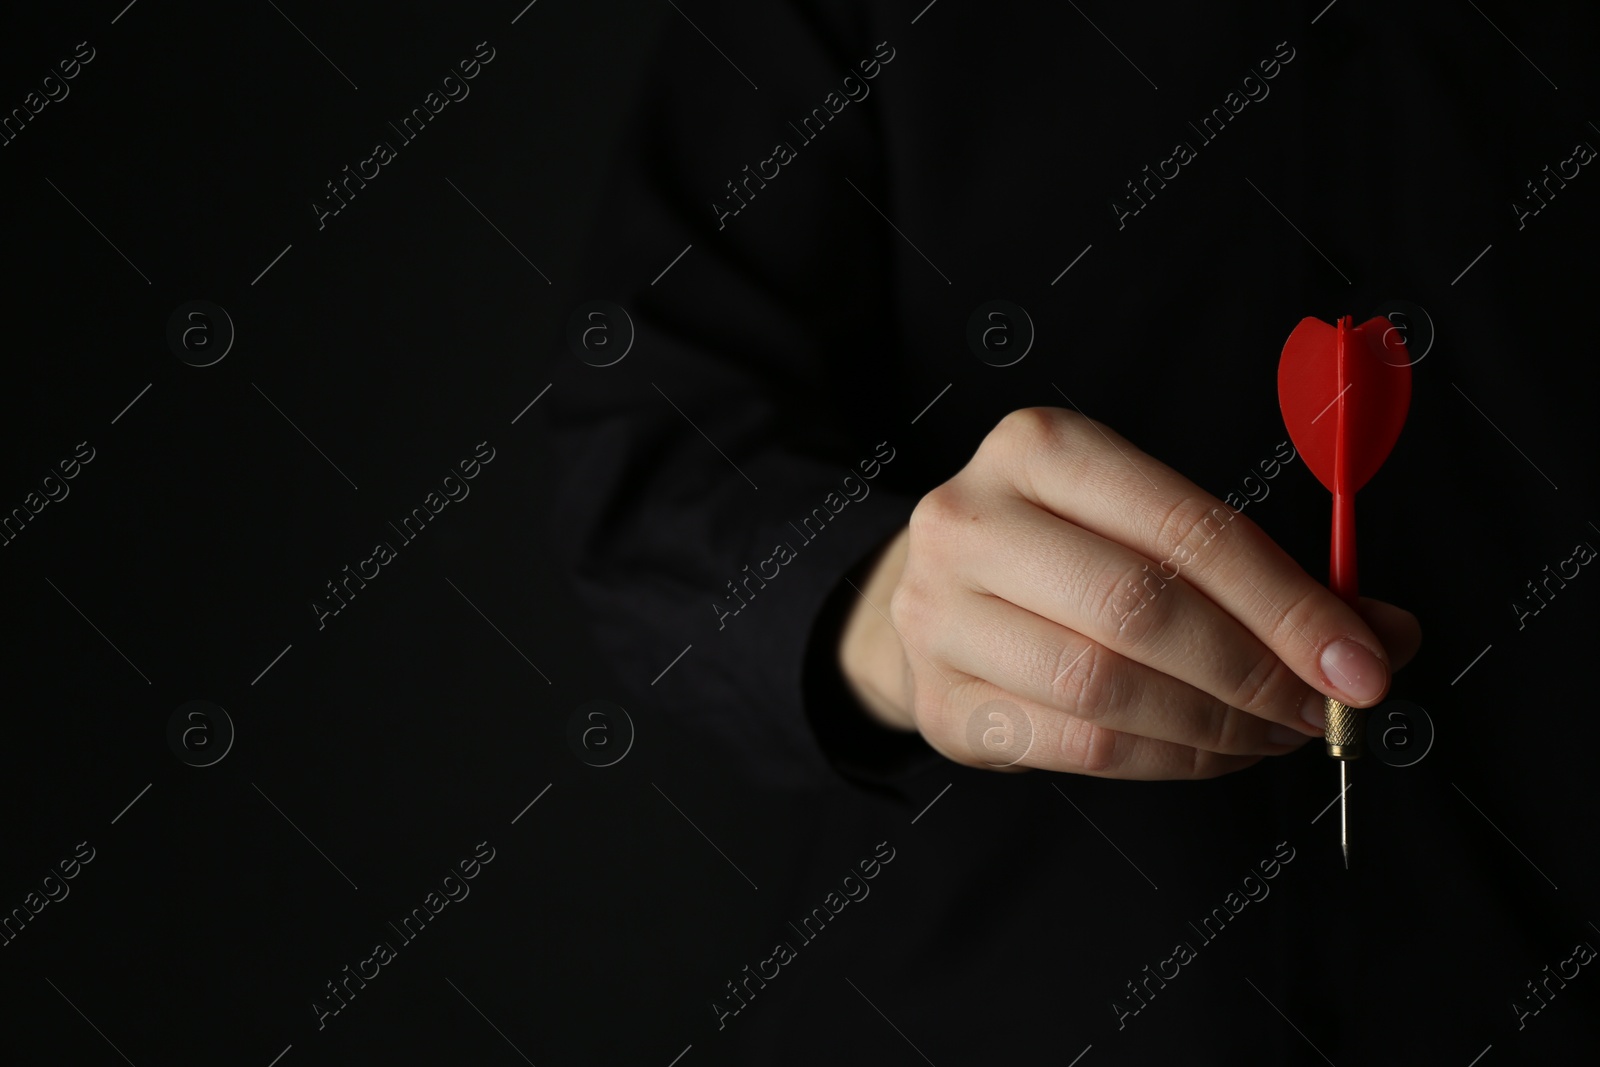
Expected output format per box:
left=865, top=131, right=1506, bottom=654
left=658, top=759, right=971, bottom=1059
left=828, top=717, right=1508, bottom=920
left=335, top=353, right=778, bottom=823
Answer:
left=990, top=407, right=1396, bottom=712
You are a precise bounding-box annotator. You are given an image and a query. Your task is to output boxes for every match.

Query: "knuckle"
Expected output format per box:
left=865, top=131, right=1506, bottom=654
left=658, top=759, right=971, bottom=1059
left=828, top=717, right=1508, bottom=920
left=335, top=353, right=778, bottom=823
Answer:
left=907, top=483, right=983, bottom=558
left=983, top=407, right=1064, bottom=467
left=1054, top=642, right=1113, bottom=723
left=1231, top=650, right=1300, bottom=716
left=1050, top=716, right=1123, bottom=774
left=1089, top=558, right=1170, bottom=647
left=919, top=690, right=1001, bottom=771
left=1257, top=583, right=1325, bottom=662
left=907, top=484, right=958, bottom=541
left=1042, top=712, right=1084, bottom=765
left=998, top=405, right=1062, bottom=444
left=901, top=669, right=946, bottom=733
left=1149, top=493, right=1225, bottom=571
left=886, top=577, right=923, bottom=635
left=1204, top=704, right=1253, bottom=755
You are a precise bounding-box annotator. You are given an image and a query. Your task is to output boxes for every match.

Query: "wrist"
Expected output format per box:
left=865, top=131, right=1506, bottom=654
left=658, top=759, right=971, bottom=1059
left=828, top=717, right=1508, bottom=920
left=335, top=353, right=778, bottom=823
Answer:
left=838, top=526, right=916, bottom=732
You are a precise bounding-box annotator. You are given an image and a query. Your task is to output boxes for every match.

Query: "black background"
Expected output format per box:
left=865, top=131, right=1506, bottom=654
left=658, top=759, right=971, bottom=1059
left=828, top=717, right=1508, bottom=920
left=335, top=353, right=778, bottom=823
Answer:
left=0, top=2, right=787, bottom=1064
left=3, top=1, right=1599, bottom=1065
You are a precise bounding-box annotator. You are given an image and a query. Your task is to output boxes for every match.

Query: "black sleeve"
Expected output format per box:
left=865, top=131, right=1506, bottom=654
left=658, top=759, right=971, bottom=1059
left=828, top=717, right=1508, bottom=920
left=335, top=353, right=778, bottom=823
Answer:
left=542, top=0, right=941, bottom=792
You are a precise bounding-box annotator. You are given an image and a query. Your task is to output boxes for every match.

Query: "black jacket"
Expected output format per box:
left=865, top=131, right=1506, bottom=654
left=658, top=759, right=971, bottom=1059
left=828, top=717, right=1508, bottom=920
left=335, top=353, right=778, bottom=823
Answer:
left=545, top=1, right=1600, bottom=1061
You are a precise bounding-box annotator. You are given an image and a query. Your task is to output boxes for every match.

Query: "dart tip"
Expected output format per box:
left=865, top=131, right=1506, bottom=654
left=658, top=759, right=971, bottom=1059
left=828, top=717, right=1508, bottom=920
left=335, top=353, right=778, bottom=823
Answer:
left=1339, top=760, right=1350, bottom=870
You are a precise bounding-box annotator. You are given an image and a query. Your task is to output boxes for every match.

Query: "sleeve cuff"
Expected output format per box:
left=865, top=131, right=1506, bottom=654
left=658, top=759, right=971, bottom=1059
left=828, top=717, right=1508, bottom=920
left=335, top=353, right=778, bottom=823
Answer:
left=797, top=496, right=945, bottom=796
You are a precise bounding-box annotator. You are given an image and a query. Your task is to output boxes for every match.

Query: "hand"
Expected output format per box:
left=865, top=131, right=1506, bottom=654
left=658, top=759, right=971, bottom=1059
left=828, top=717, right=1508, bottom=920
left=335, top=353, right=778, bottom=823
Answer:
left=837, top=407, right=1422, bottom=779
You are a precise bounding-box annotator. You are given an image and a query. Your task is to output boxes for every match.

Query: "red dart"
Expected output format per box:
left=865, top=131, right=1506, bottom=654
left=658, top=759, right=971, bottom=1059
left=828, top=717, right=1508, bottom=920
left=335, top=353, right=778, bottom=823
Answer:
left=1277, top=313, right=1412, bottom=866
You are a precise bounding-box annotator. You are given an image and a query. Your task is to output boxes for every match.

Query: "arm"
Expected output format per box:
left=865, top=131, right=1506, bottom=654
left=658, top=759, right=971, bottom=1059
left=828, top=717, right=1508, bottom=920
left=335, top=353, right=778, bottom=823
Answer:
left=544, top=0, right=928, bottom=790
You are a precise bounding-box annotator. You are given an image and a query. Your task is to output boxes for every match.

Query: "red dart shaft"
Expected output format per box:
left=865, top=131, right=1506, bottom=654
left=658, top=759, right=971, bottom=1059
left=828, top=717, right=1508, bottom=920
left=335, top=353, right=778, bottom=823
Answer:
left=1331, top=488, right=1357, bottom=604
left=1330, top=316, right=1358, bottom=606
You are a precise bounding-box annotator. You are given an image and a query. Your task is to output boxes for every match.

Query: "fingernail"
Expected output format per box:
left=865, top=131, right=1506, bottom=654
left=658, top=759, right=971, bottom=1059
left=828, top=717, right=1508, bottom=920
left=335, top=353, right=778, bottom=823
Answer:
left=1320, top=638, right=1386, bottom=704
left=1268, top=722, right=1310, bottom=747
left=1300, top=691, right=1326, bottom=732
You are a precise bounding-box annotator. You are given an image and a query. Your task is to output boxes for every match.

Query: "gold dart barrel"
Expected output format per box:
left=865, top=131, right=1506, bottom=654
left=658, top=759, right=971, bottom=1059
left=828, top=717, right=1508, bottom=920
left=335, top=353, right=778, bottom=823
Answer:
left=1325, top=696, right=1362, bottom=868
left=1324, top=697, right=1364, bottom=759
